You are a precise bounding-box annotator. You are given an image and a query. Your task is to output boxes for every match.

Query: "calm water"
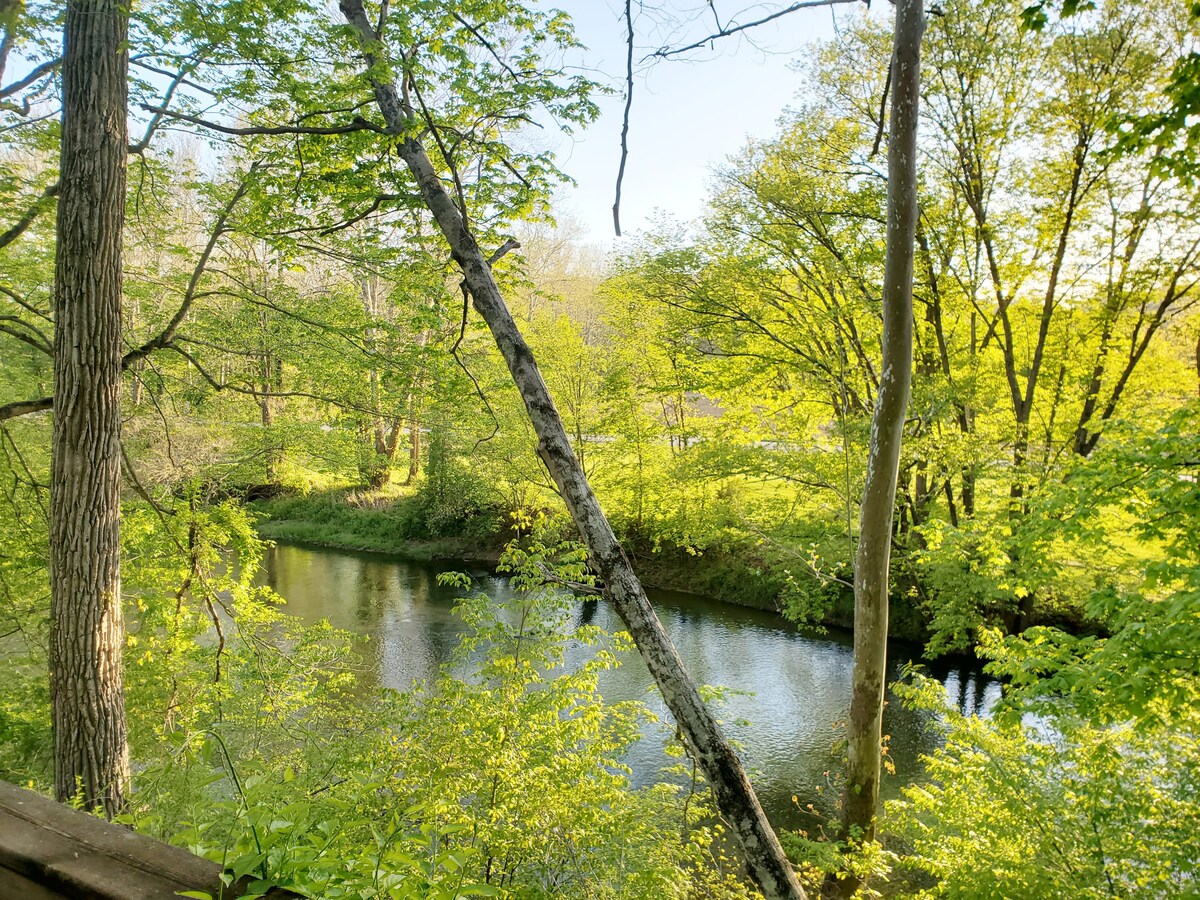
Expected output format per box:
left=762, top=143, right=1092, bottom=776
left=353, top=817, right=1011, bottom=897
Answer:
left=260, top=542, right=999, bottom=830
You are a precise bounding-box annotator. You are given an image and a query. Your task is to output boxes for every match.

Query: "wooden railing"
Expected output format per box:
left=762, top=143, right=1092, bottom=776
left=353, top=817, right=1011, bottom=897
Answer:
left=0, top=780, right=300, bottom=899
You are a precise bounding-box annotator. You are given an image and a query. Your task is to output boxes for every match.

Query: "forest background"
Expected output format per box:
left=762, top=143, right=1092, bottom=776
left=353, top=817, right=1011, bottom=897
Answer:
left=0, top=0, right=1198, bottom=897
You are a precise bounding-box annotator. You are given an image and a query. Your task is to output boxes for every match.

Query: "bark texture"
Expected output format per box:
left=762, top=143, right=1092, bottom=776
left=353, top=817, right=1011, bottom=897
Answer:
left=49, top=0, right=130, bottom=817
left=337, top=2, right=803, bottom=897
left=841, top=0, right=924, bottom=849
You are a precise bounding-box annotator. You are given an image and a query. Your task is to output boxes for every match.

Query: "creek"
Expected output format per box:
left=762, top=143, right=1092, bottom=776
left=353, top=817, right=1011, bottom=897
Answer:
left=261, top=542, right=999, bottom=830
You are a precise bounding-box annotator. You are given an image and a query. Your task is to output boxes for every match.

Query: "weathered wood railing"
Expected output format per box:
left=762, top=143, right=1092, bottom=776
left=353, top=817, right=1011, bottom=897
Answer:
left=0, top=780, right=300, bottom=899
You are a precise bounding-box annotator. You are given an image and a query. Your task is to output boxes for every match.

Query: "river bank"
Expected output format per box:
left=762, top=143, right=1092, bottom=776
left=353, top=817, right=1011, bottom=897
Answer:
left=250, top=488, right=933, bottom=642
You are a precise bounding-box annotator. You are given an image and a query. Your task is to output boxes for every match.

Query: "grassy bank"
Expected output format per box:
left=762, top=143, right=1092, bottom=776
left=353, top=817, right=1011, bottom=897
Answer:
left=623, top=536, right=928, bottom=642
left=250, top=487, right=932, bottom=642
left=251, top=487, right=509, bottom=565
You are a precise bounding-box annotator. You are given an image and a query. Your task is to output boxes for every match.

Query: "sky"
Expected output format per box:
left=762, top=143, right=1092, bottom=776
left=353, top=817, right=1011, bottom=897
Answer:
left=534, top=0, right=869, bottom=246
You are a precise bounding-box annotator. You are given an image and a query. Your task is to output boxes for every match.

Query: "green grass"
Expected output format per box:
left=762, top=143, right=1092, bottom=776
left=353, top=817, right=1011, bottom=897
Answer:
left=251, top=486, right=509, bottom=564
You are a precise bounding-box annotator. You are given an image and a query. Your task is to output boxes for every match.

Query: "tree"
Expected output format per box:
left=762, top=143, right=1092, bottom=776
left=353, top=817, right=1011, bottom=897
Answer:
left=617, top=0, right=1198, bottom=650
left=838, top=0, right=924, bottom=870
left=905, top=0, right=1200, bottom=641
left=48, top=0, right=130, bottom=816
left=330, top=2, right=806, bottom=896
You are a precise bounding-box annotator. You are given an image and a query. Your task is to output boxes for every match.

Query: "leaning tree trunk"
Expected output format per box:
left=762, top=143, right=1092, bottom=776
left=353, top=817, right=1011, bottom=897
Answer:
left=839, top=0, right=924, bottom=863
left=337, top=3, right=803, bottom=897
left=49, top=0, right=130, bottom=817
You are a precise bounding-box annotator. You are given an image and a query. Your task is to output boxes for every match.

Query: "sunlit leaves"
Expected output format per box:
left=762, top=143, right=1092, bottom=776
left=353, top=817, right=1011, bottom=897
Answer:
left=891, top=681, right=1200, bottom=898
left=121, top=525, right=733, bottom=898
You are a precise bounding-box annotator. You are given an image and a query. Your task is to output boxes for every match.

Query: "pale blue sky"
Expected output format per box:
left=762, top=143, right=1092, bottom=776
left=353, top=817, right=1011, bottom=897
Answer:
left=538, top=1, right=867, bottom=245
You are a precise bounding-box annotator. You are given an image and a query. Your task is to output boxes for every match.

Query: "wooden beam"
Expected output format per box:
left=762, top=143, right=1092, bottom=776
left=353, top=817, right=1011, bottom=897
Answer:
left=0, top=780, right=299, bottom=899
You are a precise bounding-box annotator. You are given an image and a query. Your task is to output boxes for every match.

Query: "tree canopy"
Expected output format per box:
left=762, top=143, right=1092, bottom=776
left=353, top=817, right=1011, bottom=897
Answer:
left=0, top=0, right=1197, bottom=897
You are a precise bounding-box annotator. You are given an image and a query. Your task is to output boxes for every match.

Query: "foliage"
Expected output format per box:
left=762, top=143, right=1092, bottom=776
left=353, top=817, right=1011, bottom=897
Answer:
left=118, top=524, right=752, bottom=899
left=980, top=403, right=1200, bottom=726
left=1025, top=0, right=1200, bottom=183
left=890, top=404, right=1200, bottom=897
left=1, top=0, right=1199, bottom=893
left=889, top=676, right=1200, bottom=899
left=414, top=428, right=508, bottom=538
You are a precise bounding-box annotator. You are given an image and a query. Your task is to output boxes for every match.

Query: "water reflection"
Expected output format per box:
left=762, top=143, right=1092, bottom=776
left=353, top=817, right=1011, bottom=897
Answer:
left=261, top=543, right=1000, bottom=830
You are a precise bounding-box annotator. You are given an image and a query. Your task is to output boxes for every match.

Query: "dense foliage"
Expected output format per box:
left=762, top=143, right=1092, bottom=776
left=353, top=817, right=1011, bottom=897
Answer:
left=0, top=0, right=1197, bottom=895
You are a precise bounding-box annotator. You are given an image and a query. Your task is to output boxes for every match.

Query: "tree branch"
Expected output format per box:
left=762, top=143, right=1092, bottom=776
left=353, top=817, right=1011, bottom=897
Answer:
left=140, top=104, right=388, bottom=137
left=0, top=56, right=60, bottom=99
left=536, top=563, right=602, bottom=596
left=450, top=13, right=522, bottom=83
left=122, top=165, right=261, bottom=369
left=652, top=0, right=861, bottom=59
left=1, top=168, right=261, bottom=423
left=130, top=54, right=208, bottom=155
left=0, top=283, right=50, bottom=321
left=0, top=396, right=51, bottom=421
left=129, top=57, right=216, bottom=96
left=0, top=181, right=59, bottom=251
left=168, top=344, right=398, bottom=415
left=613, top=0, right=634, bottom=237
left=0, top=314, right=51, bottom=354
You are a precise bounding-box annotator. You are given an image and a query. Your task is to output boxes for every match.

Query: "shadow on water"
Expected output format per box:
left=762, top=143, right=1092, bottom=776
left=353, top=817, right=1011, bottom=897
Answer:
left=259, top=542, right=1000, bottom=831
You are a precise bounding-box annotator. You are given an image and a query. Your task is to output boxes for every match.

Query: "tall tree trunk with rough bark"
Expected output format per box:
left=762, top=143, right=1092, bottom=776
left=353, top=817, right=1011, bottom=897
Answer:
left=840, top=0, right=924, bottom=858
left=337, top=2, right=804, bottom=897
left=49, top=0, right=130, bottom=818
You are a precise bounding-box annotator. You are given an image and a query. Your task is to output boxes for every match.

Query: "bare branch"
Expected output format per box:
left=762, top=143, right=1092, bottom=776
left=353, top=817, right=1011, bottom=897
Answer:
left=0, top=56, right=60, bottom=99
left=868, top=61, right=891, bottom=160
left=0, top=396, right=51, bottom=421
left=537, top=562, right=602, bottom=596
left=613, top=0, right=634, bottom=237
left=119, top=441, right=174, bottom=516
left=129, top=58, right=216, bottom=97
left=130, top=53, right=209, bottom=154
left=0, top=181, right=59, bottom=250
left=451, top=13, right=521, bottom=83
left=168, top=344, right=398, bottom=415
left=140, top=104, right=388, bottom=137
left=409, top=78, right=470, bottom=228
left=487, top=236, right=521, bottom=265
left=447, top=238, right=519, bottom=449
left=0, top=284, right=50, bottom=321
left=316, top=193, right=408, bottom=236
left=652, top=0, right=861, bottom=59
left=0, top=314, right=50, bottom=354
left=122, top=165, right=262, bottom=369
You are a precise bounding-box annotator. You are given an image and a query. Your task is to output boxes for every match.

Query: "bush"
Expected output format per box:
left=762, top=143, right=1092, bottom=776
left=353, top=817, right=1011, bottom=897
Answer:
left=889, top=675, right=1200, bottom=899
left=124, top=529, right=754, bottom=899
left=413, top=430, right=506, bottom=538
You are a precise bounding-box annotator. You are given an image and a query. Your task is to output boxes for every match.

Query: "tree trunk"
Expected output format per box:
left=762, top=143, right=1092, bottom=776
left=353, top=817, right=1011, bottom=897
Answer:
left=840, top=0, right=923, bottom=863
left=260, top=352, right=276, bottom=483
left=338, top=3, right=804, bottom=896
left=406, top=420, right=420, bottom=484
left=49, top=0, right=130, bottom=818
